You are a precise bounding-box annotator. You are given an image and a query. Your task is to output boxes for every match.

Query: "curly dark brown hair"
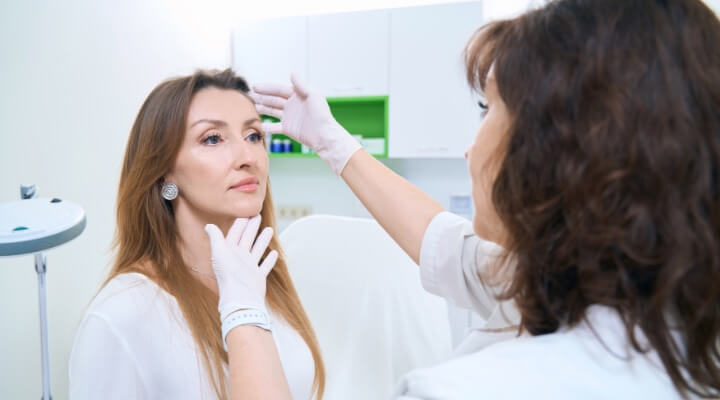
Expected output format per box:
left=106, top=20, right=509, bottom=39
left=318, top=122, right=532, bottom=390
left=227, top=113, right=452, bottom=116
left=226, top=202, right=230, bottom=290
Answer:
left=465, top=0, right=720, bottom=397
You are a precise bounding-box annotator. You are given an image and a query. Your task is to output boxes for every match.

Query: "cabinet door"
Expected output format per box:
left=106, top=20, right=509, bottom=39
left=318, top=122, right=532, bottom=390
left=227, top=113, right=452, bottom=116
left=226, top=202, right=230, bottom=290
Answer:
left=388, top=2, right=483, bottom=158
left=307, top=10, right=389, bottom=97
left=232, top=17, right=307, bottom=87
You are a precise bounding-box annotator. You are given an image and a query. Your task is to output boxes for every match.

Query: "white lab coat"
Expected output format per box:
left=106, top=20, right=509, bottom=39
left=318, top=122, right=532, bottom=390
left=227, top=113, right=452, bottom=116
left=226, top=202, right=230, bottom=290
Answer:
left=394, top=212, right=681, bottom=399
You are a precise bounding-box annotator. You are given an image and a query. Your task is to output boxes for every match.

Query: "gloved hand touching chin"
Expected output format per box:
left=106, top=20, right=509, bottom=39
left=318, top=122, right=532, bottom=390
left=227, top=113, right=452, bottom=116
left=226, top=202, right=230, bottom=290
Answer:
left=204, top=216, right=278, bottom=337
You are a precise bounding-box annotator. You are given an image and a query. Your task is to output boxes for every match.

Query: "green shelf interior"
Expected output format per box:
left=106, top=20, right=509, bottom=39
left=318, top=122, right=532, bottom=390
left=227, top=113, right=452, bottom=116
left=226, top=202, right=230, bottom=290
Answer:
left=264, top=96, right=388, bottom=158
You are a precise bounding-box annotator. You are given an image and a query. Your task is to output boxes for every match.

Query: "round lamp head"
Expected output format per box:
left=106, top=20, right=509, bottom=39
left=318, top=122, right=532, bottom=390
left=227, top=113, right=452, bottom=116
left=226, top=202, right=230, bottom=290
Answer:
left=0, top=198, right=86, bottom=257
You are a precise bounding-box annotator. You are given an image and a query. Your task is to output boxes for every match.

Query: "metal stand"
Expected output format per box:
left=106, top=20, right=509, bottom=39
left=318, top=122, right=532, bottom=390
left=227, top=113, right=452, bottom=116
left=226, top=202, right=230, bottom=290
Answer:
left=35, top=253, right=52, bottom=400
left=22, top=185, right=52, bottom=400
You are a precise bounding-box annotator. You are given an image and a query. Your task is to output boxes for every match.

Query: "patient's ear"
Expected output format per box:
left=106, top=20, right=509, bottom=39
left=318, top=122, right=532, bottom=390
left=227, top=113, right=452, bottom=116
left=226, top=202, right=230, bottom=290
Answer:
left=163, top=172, right=175, bottom=184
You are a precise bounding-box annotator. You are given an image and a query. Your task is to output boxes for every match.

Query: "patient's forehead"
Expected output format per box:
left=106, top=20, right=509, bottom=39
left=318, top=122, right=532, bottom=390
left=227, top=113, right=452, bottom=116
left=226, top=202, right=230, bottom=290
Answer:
left=186, top=88, right=257, bottom=128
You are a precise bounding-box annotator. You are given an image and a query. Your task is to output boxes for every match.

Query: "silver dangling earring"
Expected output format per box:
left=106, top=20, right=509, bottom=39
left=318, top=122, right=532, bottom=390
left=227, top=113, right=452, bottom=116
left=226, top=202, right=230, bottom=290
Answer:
left=161, top=182, right=179, bottom=200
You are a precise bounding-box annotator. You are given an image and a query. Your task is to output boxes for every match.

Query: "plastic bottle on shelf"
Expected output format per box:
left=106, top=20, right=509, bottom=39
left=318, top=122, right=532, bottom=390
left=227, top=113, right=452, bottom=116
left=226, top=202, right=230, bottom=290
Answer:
left=271, top=137, right=283, bottom=153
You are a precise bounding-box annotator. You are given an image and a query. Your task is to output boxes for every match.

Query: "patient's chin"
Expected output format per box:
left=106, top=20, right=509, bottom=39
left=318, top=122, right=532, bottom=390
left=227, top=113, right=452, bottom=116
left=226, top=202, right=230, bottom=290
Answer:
left=229, top=202, right=264, bottom=219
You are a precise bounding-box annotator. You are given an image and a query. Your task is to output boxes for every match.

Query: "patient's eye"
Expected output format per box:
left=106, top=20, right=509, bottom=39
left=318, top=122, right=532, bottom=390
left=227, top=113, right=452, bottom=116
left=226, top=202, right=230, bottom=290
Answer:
left=202, top=132, right=222, bottom=145
left=246, top=132, right=264, bottom=144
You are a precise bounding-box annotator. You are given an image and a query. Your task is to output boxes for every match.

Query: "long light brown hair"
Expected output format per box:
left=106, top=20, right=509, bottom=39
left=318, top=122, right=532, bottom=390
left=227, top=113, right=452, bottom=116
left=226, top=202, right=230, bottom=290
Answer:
left=465, top=0, right=720, bottom=397
left=109, top=69, right=325, bottom=399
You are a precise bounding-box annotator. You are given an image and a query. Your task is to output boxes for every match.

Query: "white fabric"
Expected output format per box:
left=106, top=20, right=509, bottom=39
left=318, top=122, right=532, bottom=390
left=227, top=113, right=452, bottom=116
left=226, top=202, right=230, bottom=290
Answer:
left=418, top=211, right=520, bottom=355
left=279, top=215, right=453, bottom=400
left=69, top=272, right=314, bottom=400
left=394, top=211, right=681, bottom=399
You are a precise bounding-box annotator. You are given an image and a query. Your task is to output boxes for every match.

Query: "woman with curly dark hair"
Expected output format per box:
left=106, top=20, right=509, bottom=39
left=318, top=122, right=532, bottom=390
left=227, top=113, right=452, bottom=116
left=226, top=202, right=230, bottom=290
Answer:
left=228, top=0, right=720, bottom=398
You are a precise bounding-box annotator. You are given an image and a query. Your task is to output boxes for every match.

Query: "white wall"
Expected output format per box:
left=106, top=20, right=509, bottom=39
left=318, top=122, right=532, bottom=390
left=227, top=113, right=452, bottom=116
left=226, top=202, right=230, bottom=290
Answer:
left=710, top=0, right=720, bottom=14
left=270, top=158, right=472, bottom=231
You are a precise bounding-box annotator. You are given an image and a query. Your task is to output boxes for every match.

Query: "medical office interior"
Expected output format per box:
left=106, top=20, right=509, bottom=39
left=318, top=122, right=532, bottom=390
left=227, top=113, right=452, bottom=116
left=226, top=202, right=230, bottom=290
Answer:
left=1, top=0, right=719, bottom=398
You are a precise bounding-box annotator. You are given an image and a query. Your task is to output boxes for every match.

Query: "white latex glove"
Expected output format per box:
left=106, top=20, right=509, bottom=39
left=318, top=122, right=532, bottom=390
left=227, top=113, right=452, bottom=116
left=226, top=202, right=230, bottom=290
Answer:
left=204, top=215, right=278, bottom=321
left=250, top=74, right=362, bottom=175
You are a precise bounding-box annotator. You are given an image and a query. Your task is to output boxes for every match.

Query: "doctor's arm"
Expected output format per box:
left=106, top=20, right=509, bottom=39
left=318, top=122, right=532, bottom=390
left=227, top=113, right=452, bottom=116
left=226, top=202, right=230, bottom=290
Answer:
left=252, top=79, right=510, bottom=318
left=339, top=149, right=443, bottom=264
left=251, top=78, right=472, bottom=264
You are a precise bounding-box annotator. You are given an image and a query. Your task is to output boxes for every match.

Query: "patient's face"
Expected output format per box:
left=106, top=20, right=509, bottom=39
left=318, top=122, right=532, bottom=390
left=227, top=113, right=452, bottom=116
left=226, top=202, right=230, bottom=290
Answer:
left=167, top=87, right=268, bottom=220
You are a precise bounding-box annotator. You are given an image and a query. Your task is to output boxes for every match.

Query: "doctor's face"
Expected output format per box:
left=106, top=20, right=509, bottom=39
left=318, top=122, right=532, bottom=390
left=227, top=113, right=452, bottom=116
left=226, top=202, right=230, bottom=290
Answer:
left=465, top=70, right=510, bottom=245
left=165, top=87, right=269, bottom=221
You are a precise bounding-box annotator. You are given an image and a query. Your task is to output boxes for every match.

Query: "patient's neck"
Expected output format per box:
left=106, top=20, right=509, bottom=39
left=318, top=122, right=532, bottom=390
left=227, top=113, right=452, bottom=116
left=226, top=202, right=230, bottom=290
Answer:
left=173, top=200, right=234, bottom=293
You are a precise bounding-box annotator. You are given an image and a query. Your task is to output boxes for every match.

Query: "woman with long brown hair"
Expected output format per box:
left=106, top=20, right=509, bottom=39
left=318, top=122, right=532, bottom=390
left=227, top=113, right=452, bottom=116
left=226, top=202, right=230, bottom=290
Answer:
left=68, top=69, right=325, bottom=399
left=248, top=0, right=720, bottom=398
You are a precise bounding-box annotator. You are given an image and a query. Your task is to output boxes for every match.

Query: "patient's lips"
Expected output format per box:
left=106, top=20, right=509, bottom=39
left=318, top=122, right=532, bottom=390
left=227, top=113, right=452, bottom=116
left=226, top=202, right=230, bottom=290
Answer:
left=229, top=177, right=259, bottom=193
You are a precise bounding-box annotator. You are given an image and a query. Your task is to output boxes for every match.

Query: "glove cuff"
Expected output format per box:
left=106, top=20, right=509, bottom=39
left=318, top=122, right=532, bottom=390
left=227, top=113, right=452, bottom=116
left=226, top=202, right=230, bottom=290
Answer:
left=219, top=301, right=267, bottom=322
left=315, top=124, right=363, bottom=175
left=221, top=307, right=272, bottom=351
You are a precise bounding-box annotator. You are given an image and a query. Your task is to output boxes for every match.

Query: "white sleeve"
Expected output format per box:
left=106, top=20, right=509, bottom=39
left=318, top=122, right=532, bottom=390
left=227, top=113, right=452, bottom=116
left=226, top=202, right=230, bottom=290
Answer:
left=418, top=211, right=507, bottom=320
left=69, top=313, right=146, bottom=400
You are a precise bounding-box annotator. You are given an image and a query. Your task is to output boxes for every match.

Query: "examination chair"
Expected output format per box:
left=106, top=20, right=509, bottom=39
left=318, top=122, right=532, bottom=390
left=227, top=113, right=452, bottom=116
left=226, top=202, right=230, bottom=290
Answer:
left=279, top=215, right=453, bottom=399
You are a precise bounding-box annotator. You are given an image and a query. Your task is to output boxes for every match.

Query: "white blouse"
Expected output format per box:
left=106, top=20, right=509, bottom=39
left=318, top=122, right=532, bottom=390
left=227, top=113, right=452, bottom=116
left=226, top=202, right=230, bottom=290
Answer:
left=395, top=211, right=682, bottom=399
left=69, top=272, right=314, bottom=399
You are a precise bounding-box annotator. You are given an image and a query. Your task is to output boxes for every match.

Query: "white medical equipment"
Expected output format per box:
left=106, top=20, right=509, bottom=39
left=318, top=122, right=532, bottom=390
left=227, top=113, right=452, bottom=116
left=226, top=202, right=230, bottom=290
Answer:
left=0, top=185, right=87, bottom=400
left=279, top=215, right=453, bottom=399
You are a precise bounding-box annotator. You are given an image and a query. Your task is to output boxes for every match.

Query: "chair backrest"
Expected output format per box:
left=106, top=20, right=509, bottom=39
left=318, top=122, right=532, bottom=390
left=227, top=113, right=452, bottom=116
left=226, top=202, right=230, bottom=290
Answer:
left=279, top=215, right=453, bottom=399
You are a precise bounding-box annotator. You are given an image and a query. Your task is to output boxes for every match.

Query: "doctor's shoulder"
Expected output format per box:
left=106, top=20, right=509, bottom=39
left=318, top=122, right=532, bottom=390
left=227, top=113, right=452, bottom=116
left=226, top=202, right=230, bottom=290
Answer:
left=396, top=306, right=681, bottom=400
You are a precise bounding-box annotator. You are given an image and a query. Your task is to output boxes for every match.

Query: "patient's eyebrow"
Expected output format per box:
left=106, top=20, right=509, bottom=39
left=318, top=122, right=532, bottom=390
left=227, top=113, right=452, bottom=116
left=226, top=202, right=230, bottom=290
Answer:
left=190, top=119, right=228, bottom=128
left=243, top=118, right=261, bottom=127
left=190, top=118, right=261, bottom=128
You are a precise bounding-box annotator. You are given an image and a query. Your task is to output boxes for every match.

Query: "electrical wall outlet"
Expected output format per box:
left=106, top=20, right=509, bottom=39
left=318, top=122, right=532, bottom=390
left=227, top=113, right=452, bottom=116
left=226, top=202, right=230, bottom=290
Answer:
left=276, top=205, right=312, bottom=219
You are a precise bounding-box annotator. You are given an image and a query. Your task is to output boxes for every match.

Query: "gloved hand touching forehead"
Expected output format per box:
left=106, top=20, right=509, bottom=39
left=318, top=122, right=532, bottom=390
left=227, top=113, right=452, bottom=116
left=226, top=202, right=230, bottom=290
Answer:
left=250, top=74, right=362, bottom=176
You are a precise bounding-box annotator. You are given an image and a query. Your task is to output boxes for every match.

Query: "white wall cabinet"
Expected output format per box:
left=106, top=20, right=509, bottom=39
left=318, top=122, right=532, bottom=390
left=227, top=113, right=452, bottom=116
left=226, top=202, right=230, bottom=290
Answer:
left=388, top=2, right=483, bottom=158
left=308, top=10, right=390, bottom=97
left=232, top=16, right=307, bottom=86
left=232, top=2, right=484, bottom=158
